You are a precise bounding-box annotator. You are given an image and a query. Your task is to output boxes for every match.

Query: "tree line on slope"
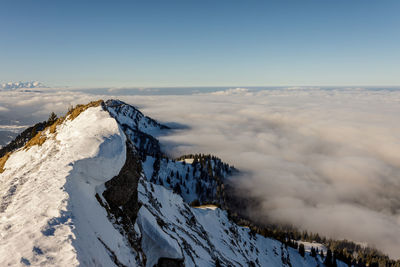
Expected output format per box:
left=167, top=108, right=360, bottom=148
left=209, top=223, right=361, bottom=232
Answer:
left=245, top=223, right=400, bottom=267
left=148, top=153, right=235, bottom=206
left=0, top=112, right=57, bottom=158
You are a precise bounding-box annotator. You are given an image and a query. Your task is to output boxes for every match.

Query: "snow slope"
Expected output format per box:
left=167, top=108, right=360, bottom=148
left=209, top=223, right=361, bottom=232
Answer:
left=0, top=100, right=347, bottom=266
left=0, top=106, right=138, bottom=266
left=136, top=177, right=347, bottom=267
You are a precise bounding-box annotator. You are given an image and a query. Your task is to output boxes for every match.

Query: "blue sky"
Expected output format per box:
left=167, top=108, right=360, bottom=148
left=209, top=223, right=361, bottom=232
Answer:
left=0, top=0, right=399, bottom=87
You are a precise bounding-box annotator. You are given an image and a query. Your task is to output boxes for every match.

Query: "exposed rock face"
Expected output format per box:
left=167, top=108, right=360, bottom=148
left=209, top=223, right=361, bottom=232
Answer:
left=105, top=99, right=169, bottom=159
left=120, top=123, right=163, bottom=159
left=99, top=142, right=146, bottom=266
left=103, top=143, right=142, bottom=223
left=105, top=99, right=169, bottom=133
left=155, top=258, right=184, bottom=267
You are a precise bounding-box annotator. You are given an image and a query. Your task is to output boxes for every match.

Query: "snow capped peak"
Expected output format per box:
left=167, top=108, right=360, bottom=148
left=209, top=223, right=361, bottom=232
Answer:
left=0, top=81, right=47, bottom=90
left=105, top=99, right=169, bottom=135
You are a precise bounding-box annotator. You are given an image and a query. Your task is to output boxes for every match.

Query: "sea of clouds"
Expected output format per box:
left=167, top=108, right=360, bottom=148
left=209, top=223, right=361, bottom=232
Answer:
left=1, top=87, right=400, bottom=258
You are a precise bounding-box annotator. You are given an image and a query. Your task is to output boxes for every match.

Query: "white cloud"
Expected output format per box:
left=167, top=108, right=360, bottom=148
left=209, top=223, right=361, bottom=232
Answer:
left=209, top=87, right=253, bottom=96
left=0, top=106, right=8, bottom=112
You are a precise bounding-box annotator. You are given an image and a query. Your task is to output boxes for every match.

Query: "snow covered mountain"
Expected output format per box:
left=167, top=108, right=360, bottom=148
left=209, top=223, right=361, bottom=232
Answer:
left=0, top=81, right=46, bottom=90
left=0, top=100, right=345, bottom=266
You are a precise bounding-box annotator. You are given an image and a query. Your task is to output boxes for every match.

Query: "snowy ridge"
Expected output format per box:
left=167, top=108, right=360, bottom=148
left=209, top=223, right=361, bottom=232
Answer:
left=105, top=99, right=168, bottom=136
left=0, top=100, right=347, bottom=266
left=0, top=105, right=137, bottom=266
left=105, top=99, right=168, bottom=158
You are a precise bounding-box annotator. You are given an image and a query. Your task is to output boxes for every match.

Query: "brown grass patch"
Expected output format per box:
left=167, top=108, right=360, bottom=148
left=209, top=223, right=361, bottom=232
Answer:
left=0, top=100, right=104, bottom=171
left=65, top=100, right=103, bottom=121
left=24, top=100, right=104, bottom=150
left=0, top=152, right=11, bottom=173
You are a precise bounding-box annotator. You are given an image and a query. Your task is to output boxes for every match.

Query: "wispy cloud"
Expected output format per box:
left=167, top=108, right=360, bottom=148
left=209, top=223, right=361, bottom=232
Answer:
left=210, top=87, right=253, bottom=96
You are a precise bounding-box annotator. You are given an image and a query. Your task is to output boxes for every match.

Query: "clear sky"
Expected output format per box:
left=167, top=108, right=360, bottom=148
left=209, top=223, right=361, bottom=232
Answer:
left=0, top=0, right=399, bottom=87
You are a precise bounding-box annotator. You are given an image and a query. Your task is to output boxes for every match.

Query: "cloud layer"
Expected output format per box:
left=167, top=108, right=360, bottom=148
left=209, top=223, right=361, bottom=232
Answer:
left=1, top=87, right=400, bottom=258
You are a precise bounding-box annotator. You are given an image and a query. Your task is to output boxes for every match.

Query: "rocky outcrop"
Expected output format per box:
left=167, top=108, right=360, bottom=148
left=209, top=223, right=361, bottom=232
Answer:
left=102, top=143, right=142, bottom=223
left=105, top=99, right=169, bottom=159
left=155, top=258, right=184, bottom=267
left=98, top=142, right=146, bottom=266
left=120, top=123, right=163, bottom=159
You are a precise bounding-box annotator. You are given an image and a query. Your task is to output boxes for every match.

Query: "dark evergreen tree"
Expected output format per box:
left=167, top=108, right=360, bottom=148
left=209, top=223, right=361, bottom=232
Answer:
left=47, top=112, right=58, bottom=125
left=324, top=249, right=333, bottom=267
left=173, top=183, right=182, bottom=194
left=332, top=251, right=338, bottom=267
left=320, top=250, right=324, bottom=259
left=299, top=243, right=305, bottom=257
left=311, top=247, right=317, bottom=257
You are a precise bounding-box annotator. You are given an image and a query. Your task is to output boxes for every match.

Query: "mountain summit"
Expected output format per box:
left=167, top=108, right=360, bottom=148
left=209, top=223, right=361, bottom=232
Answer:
left=0, top=100, right=341, bottom=267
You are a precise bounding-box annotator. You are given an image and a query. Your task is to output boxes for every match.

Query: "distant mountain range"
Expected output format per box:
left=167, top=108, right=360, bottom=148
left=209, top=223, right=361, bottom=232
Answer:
left=0, top=81, right=47, bottom=90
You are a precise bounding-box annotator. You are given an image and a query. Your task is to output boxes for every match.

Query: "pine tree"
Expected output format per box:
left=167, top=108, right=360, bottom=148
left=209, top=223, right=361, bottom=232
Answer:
left=299, top=244, right=305, bottom=257
left=173, top=183, right=182, bottom=194
left=332, top=251, right=338, bottom=267
left=324, top=249, right=333, bottom=267
left=311, top=247, right=317, bottom=257
left=47, top=112, right=58, bottom=125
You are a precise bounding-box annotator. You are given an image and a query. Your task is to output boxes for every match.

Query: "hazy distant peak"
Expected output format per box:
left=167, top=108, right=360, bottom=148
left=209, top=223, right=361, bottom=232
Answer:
left=0, top=81, right=47, bottom=90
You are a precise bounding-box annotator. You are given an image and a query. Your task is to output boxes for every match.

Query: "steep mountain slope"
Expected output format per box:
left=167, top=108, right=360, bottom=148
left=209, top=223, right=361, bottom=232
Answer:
left=0, top=100, right=345, bottom=266
left=0, top=103, right=139, bottom=266
left=105, top=99, right=167, bottom=159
